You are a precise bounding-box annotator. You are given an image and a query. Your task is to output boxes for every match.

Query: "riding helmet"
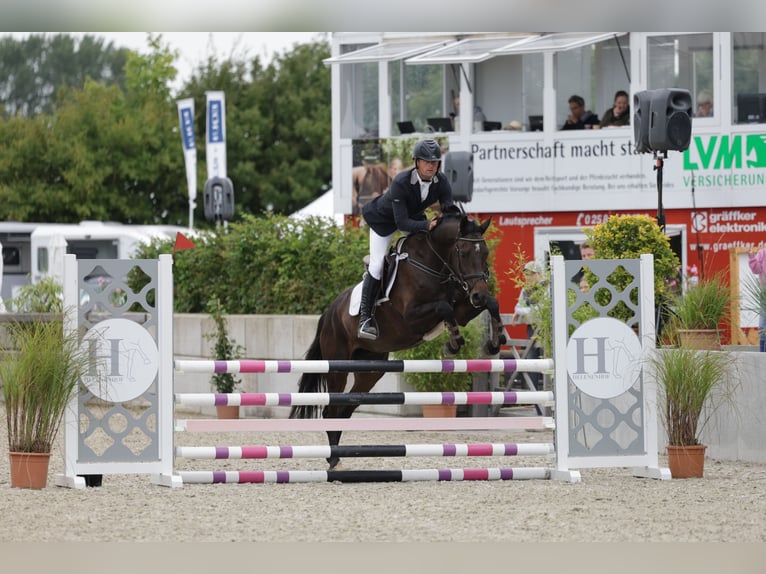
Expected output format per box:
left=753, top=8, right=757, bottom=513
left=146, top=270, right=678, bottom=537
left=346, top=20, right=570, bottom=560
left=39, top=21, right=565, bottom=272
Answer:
left=411, top=139, right=442, bottom=162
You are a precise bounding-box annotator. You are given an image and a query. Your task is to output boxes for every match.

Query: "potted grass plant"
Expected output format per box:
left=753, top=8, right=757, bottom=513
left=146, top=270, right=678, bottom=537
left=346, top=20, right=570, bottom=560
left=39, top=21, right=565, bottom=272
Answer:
left=650, top=346, right=736, bottom=478
left=204, top=297, right=244, bottom=419
left=1, top=318, right=90, bottom=488
left=392, top=318, right=483, bottom=417
left=667, top=272, right=730, bottom=350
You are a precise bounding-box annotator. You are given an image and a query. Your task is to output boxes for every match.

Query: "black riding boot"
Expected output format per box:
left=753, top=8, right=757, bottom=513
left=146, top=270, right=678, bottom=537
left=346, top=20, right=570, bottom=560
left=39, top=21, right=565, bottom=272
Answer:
left=358, top=273, right=381, bottom=340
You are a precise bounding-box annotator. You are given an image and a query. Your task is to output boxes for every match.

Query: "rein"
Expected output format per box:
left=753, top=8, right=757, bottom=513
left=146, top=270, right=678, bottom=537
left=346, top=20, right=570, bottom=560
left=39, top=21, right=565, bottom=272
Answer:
left=405, top=230, right=489, bottom=304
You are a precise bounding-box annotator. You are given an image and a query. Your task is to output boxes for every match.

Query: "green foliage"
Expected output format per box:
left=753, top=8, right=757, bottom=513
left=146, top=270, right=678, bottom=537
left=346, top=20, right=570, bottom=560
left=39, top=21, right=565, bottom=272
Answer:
left=392, top=319, right=484, bottom=392
left=668, top=273, right=730, bottom=331
left=651, top=347, right=736, bottom=446
left=6, top=277, right=63, bottom=313
left=0, top=33, right=130, bottom=117
left=0, top=34, right=331, bottom=225
left=741, top=273, right=766, bottom=333
left=585, top=214, right=680, bottom=325
left=1, top=319, right=91, bottom=453
left=133, top=213, right=369, bottom=314
left=204, top=298, right=244, bottom=393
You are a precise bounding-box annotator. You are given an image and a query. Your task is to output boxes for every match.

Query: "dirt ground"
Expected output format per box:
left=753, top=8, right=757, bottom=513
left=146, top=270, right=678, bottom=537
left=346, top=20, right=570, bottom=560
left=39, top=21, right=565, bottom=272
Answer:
left=1, top=404, right=766, bottom=545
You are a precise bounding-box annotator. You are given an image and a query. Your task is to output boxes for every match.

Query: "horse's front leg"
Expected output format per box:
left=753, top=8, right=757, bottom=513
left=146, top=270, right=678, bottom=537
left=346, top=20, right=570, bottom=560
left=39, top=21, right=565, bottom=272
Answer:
left=471, top=292, right=506, bottom=355
left=404, top=300, right=464, bottom=355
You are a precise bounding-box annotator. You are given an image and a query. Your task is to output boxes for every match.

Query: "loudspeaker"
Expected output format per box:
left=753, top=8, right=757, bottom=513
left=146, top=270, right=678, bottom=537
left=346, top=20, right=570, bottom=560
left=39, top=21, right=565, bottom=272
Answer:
left=203, top=176, right=235, bottom=221
left=648, top=88, right=692, bottom=152
left=633, top=90, right=653, bottom=154
left=442, top=151, right=474, bottom=202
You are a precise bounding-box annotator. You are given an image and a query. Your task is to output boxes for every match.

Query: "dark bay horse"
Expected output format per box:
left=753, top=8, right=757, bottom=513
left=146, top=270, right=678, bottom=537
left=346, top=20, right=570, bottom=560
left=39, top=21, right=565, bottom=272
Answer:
left=289, top=209, right=507, bottom=469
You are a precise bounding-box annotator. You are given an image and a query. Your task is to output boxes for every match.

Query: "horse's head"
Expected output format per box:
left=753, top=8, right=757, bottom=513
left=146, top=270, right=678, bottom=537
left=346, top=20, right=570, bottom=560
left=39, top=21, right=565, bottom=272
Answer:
left=430, top=211, right=492, bottom=308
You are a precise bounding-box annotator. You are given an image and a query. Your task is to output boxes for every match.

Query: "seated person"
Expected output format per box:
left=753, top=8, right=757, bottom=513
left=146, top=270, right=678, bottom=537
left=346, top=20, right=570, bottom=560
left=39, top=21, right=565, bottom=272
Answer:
left=512, top=261, right=547, bottom=390
left=561, top=95, right=599, bottom=130
left=599, top=90, right=631, bottom=128
left=695, top=89, right=714, bottom=117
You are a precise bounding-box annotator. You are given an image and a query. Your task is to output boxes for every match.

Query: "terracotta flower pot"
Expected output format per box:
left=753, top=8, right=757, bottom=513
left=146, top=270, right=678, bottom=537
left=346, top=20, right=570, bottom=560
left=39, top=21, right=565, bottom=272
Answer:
left=9, top=452, right=51, bottom=489
left=216, top=405, right=240, bottom=419
left=421, top=404, right=457, bottom=418
left=666, top=444, right=707, bottom=478
left=677, top=329, right=721, bottom=350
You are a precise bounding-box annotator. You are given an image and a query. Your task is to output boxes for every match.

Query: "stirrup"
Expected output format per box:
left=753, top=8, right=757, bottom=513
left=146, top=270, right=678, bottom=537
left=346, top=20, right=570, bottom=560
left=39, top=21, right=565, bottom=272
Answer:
left=358, top=317, right=379, bottom=340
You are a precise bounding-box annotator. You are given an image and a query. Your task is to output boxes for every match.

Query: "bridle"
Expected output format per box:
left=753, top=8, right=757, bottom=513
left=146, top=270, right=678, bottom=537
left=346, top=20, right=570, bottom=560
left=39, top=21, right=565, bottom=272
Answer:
left=405, top=229, right=490, bottom=307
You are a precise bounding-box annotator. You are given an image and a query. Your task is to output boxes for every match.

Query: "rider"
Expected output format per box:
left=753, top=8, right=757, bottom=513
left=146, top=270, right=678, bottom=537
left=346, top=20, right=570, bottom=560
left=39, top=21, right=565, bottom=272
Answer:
left=358, top=139, right=454, bottom=340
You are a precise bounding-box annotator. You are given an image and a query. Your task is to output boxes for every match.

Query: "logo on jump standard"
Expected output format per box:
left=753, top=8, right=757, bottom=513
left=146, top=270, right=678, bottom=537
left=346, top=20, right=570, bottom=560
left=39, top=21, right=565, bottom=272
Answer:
left=81, top=319, right=159, bottom=403
left=566, top=318, right=642, bottom=399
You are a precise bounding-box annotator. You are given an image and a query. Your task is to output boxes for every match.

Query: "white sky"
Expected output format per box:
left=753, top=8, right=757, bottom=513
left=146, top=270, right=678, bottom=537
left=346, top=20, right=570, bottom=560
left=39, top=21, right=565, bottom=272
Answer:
left=5, top=32, right=322, bottom=89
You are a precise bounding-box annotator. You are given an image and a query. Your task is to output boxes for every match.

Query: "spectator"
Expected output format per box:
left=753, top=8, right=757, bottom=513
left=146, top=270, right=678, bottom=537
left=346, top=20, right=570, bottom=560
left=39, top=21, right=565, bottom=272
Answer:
left=572, top=240, right=595, bottom=292
left=600, top=90, right=631, bottom=128
left=695, top=89, right=714, bottom=117
left=748, top=245, right=766, bottom=352
left=561, top=95, right=599, bottom=130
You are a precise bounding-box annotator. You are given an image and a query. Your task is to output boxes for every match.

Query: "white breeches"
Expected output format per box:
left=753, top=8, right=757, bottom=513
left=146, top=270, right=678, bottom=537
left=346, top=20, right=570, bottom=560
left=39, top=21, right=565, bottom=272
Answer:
left=368, top=229, right=394, bottom=280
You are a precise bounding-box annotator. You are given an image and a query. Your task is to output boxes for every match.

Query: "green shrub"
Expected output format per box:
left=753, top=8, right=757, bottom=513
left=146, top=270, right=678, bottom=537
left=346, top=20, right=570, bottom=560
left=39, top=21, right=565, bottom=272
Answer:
left=133, top=213, right=369, bottom=314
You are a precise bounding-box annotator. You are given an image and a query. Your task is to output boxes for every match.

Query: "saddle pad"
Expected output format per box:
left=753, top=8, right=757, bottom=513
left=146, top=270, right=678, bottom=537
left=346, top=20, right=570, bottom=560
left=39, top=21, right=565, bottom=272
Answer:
left=348, top=281, right=363, bottom=316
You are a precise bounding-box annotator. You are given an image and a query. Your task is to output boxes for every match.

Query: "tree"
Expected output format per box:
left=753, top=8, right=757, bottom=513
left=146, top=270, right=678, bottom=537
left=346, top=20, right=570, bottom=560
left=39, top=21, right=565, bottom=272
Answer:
left=0, top=33, right=130, bottom=117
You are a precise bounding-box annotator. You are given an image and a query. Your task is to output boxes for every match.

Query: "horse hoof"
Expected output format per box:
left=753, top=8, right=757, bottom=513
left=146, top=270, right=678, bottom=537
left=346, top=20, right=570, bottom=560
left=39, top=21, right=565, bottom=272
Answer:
left=484, top=342, right=500, bottom=356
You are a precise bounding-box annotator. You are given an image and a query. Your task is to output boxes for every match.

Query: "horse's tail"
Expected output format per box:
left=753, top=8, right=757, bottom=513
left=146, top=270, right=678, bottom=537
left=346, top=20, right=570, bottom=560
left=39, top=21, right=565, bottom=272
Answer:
left=289, top=311, right=327, bottom=419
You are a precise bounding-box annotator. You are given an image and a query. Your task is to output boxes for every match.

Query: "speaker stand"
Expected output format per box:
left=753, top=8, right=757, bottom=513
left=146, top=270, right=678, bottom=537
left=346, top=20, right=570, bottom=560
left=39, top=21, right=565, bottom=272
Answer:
left=653, top=150, right=668, bottom=232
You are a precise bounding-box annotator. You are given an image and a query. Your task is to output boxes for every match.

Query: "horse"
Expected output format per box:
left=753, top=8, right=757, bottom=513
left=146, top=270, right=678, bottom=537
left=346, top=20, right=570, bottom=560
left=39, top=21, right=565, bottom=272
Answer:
left=289, top=208, right=507, bottom=470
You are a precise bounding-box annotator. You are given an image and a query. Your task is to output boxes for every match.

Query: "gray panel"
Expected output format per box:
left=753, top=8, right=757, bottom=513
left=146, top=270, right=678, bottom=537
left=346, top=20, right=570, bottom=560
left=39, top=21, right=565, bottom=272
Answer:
left=76, top=259, right=159, bottom=463
left=564, top=258, right=646, bottom=457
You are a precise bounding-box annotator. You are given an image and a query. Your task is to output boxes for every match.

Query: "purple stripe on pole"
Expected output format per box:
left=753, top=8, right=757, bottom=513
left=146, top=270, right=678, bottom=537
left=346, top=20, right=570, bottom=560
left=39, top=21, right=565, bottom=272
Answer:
left=278, top=360, right=292, bottom=373
left=215, top=447, right=229, bottom=459
left=279, top=446, right=293, bottom=458
left=503, top=359, right=517, bottom=372
left=276, top=470, right=291, bottom=483
left=438, top=469, right=452, bottom=480
left=442, top=392, right=455, bottom=405
left=503, top=392, right=518, bottom=405
left=499, top=468, right=514, bottom=479
left=214, top=360, right=228, bottom=373
left=442, top=360, right=455, bottom=372
left=443, top=444, right=457, bottom=456
left=212, top=471, right=226, bottom=484
left=214, top=393, right=228, bottom=406
left=278, top=393, right=292, bottom=406
left=504, top=444, right=519, bottom=456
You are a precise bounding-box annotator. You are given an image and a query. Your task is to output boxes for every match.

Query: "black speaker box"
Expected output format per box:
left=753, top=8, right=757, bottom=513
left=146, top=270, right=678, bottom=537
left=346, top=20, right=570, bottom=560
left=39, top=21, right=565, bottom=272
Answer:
left=442, top=151, right=474, bottom=203
left=648, top=88, right=692, bottom=152
left=633, top=90, right=653, bottom=154
left=203, top=176, right=235, bottom=221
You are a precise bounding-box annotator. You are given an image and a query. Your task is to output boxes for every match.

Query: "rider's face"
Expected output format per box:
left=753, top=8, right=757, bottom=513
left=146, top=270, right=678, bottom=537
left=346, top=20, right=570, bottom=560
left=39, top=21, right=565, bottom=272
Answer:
left=416, top=159, right=439, bottom=181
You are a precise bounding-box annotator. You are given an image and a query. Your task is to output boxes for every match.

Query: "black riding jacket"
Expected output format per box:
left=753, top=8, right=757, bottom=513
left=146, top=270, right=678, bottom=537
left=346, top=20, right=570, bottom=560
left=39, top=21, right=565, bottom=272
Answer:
left=362, top=167, right=453, bottom=236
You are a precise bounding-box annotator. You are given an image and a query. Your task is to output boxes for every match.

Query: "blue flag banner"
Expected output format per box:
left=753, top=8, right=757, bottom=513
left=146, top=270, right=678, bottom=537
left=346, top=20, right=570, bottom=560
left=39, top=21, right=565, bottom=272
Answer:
left=205, top=91, right=227, bottom=180
left=176, top=98, right=197, bottom=202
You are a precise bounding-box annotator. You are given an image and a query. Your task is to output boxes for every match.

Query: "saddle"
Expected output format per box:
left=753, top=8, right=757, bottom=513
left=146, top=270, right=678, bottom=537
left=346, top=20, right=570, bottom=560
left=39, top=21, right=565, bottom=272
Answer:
left=348, top=236, right=410, bottom=316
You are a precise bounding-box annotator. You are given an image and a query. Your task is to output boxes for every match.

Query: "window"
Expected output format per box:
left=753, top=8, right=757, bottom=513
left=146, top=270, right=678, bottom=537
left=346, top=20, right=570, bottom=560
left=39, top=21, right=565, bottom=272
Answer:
left=37, top=247, right=48, bottom=273
left=556, top=35, right=631, bottom=130
left=732, top=33, right=766, bottom=124
left=647, top=34, right=714, bottom=119
left=475, top=53, right=543, bottom=132
left=339, top=43, right=378, bottom=139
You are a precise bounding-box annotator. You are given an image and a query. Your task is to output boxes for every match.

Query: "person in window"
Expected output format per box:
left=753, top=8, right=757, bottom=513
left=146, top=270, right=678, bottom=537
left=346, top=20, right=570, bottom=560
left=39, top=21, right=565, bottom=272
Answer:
left=561, top=95, right=599, bottom=130
left=695, top=89, right=714, bottom=117
left=358, top=139, right=454, bottom=340
left=599, top=90, right=631, bottom=128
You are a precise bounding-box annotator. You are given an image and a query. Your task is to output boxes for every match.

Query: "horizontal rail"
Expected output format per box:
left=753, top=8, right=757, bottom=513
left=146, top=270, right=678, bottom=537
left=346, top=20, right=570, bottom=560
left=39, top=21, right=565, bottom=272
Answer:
left=174, top=358, right=554, bottom=375
left=178, top=467, right=552, bottom=484
left=176, top=416, right=554, bottom=433
left=175, top=442, right=556, bottom=460
left=175, top=391, right=554, bottom=407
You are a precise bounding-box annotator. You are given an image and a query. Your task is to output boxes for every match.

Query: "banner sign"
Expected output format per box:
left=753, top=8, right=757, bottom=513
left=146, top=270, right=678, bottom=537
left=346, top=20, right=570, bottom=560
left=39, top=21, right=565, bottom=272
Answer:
left=205, top=91, right=227, bottom=180
left=176, top=98, right=197, bottom=201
